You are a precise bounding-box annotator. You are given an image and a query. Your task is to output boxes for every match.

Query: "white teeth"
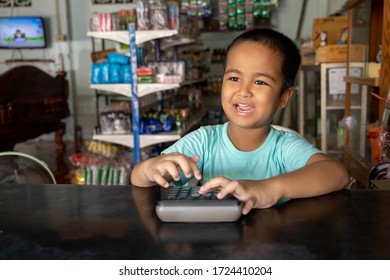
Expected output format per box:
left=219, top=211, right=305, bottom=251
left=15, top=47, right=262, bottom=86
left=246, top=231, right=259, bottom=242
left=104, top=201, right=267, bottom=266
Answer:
left=235, top=103, right=253, bottom=113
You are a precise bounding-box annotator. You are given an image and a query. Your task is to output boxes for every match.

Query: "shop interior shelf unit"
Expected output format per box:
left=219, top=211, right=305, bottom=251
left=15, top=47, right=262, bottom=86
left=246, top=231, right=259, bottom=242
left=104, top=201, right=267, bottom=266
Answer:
left=298, top=62, right=365, bottom=157
left=90, top=83, right=180, bottom=98
left=93, top=109, right=205, bottom=149
left=87, top=28, right=205, bottom=163
left=87, top=30, right=178, bottom=45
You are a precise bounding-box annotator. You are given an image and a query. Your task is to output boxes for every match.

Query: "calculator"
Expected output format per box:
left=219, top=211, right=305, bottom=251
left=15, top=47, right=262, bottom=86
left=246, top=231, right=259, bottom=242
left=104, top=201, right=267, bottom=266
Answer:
left=155, top=185, right=242, bottom=223
left=158, top=222, right=242, bottom=243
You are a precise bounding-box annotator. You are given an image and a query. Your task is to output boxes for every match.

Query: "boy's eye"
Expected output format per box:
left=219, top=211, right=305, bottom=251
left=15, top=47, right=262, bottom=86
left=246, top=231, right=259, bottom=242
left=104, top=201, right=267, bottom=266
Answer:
left=255, top=80, right=268, bottom=86
left=228, top=76, right=240, bottom=82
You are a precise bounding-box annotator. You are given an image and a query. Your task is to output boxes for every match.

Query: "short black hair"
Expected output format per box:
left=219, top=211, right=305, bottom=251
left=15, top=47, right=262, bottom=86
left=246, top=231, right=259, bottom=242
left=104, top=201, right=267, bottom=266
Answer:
left=223, top=28, right=301, bottom=94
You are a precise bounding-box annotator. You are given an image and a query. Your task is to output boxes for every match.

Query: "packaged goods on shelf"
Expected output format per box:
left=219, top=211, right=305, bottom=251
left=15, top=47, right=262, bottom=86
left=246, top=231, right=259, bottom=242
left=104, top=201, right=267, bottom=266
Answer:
left=69, top=140, right=133, bottom=186
left=182, top=0, right=211, bottom=18
left=135, top=0, right=150, bottom=30
left=91, top=53, right=131, bottom=84
left=149, top=0, right=169, bottom=30
left=107, top=53, right=130, bottom=64
left=312, top=16, right=348, bottom=48
left=166, top=1, right=180, bottom=30
left=139, top=105, right=200, bottom=135
left=121, top=65, right=132, bottom=83
left=91, top=59, right=187, bottom=84
left=89, top=9, right=136, bottom=32
left=140, top=110, right=173, bottom=134
left=100, top=102, right=132, bottom=135
left=147, top=61, right=185, bottom=83
left=368, top=123, right=390, bottom=165
left=218, top=0, right=275, bottom=31
left=202, top=107, right=224, bottom=125
left=137, top=67, right=154, bottom=83
left=92, top=62, right=122, bottom=84
left=137, top=66, right=154, bottom=76
left=211, top=48, right=226, bottom=63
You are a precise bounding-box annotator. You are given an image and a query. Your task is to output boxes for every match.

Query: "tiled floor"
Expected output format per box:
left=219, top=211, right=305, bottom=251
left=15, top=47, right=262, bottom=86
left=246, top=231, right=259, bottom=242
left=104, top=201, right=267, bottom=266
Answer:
left=13, top=140, right=75, bottom=184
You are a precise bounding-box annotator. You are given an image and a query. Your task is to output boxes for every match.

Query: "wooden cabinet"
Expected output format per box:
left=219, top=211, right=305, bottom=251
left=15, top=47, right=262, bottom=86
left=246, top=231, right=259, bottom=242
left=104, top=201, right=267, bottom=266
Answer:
left=298, top=63, right=363, bottom=158
left=343, top=0, right=390, bottom=187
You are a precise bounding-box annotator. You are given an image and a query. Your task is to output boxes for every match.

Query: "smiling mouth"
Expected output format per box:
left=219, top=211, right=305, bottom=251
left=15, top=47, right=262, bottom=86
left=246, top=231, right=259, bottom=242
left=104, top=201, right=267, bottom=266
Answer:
left=234, top=103, right=254, bottom=113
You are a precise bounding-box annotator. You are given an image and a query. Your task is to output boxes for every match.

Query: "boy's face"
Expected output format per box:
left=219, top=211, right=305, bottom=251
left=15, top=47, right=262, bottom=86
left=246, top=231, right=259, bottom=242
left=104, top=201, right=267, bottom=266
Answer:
left=222, top=41, right=291, bottom=130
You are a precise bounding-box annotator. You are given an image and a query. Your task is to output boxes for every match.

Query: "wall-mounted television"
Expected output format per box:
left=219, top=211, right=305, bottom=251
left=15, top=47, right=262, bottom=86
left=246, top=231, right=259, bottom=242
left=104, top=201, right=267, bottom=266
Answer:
left=0, top=17, right=47, bottom=49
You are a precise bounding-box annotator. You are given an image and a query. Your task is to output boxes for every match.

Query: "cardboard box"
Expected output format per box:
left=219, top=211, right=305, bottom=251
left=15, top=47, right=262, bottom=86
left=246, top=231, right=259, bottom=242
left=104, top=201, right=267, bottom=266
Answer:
left=367, top=62, right=380, bottom=78
left=313, top=16, right=348, bottom=48
left=301, top=47, right=316, bottom=65
left=316, top=44, right=367, bottom=63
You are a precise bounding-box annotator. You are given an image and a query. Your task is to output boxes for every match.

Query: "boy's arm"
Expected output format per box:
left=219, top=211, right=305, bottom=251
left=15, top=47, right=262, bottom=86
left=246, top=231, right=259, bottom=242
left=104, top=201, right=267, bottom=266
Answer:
left=266, top=153, right=350, bottom=200
left=200, top=153, right=350, bottom=214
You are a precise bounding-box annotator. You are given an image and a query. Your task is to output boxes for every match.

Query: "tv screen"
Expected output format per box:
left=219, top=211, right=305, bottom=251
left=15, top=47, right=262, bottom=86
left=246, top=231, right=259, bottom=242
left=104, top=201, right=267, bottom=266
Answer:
left=0, top=17, right=47, bottom=49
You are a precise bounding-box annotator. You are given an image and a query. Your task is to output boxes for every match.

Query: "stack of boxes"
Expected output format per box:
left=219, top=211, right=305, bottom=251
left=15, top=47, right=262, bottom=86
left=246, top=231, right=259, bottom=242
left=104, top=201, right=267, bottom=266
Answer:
left=301, top=15, right=366, bottom=65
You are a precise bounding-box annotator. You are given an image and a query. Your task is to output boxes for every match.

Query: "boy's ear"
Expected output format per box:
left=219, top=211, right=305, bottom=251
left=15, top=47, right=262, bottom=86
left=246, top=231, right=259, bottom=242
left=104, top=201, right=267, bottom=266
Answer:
left=278, top=87, right=294, bottom=109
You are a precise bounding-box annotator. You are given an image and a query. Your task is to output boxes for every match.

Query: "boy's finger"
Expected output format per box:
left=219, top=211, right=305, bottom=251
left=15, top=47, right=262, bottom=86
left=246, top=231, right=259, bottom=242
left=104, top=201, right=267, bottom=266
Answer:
left=242, top=200, right=254, bottom=215
left=175, top=155, right=201, bottom=179
left=190, top=155, right=202, bottom=180
left=199, top=177, right=225, bottom=193
left=191, top=155, right=200, bottom=163
left=152, top=174, right=169, bottom=188
left=163, top=161, right=181, bottom=181
left=216, top=181, right=239, bottom=199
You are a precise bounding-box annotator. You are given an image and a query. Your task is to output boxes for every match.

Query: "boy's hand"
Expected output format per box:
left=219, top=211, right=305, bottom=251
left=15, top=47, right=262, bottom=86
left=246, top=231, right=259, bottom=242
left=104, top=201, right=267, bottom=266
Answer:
left=144, top=153, right=202, bottom=188
left=199, top=177, right=280, bottom=215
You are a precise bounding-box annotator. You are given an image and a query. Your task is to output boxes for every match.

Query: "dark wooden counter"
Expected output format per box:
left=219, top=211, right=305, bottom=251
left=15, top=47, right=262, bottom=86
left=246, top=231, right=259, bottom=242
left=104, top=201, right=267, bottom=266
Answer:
left=0, top=183, right=389, bottom=259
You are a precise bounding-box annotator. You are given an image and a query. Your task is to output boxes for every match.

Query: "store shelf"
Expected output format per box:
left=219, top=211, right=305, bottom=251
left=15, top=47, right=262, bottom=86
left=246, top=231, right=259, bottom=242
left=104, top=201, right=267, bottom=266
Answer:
left=326, top=106, right=348, bottom=110
left=90, top=79, right=206, bottom=98
left=160, top=35, right=202, bottom=50
left=344, top=76, right=380, bottom=87
left=93, top=133, right=181, bottom=149
left=326, top=105, right=362, bottom=110
left=180, top=79, right=207, bottom=86
left=93, top=110, right=205, bottom=149
left=88, top=26, right=205, bottom=163
left=87, top=30, right=178, bottom=45
left=1, top=59, right=54, bottom=64
left=90, top=83, right=180, bottom=98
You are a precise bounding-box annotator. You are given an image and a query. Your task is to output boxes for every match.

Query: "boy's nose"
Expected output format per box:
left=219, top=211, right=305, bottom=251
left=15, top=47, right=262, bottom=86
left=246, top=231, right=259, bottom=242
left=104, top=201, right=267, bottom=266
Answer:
left=237, top=88, right=251, bottom=98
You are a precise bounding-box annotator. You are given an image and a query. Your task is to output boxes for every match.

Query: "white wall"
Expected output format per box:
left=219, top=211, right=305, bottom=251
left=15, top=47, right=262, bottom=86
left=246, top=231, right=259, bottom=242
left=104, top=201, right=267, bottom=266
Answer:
left=0, top=0, right=346, bottom=141
left=272, top=0, right=345, bottom=40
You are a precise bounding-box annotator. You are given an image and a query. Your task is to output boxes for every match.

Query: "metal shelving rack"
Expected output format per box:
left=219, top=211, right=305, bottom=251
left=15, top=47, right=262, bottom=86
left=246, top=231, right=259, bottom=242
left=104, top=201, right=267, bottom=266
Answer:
left=88, top=27, right=180, bottom=164
left=87, top=26, right=206, bottom=164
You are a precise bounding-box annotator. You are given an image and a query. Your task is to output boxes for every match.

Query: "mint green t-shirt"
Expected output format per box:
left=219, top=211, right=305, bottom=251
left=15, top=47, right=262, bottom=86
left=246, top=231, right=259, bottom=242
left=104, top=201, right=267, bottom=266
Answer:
left=162, top=122, right=321, bottom=185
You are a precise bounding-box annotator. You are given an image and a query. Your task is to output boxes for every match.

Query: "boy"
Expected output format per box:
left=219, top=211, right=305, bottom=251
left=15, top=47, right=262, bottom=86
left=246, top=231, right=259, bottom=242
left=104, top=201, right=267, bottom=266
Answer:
left=131, top=28, right=350, bottom=215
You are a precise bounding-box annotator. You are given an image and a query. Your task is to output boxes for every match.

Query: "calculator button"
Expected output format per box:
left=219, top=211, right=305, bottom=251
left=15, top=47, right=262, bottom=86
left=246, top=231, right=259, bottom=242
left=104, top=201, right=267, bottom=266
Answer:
left=202, top=192, right=212, bottom=198
left=191, top=192, right=200, bottom=198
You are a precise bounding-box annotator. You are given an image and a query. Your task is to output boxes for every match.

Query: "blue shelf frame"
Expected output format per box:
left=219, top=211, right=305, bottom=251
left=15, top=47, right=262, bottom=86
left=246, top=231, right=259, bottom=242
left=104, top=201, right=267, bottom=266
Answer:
left=128, top=23, right=140, bottom=164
